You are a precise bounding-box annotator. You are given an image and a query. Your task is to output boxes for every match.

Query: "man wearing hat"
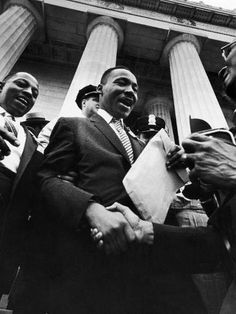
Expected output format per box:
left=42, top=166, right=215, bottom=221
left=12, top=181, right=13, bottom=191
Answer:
left=75, top=84, right=100, bottom=118
left=37, top=84, right=100, bottom=152
left=135, top=114, right=166, bottom=143
left=21, top=112, right=49, bottom=136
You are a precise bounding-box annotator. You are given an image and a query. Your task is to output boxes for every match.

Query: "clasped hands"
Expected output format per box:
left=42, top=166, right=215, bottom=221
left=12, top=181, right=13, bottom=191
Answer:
left=86, top=202, right=153, bottom=255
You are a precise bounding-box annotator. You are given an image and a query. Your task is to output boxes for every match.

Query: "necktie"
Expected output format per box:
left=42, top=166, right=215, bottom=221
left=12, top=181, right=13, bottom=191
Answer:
left=1, top=113, right=18, bottom=137
left=113, top=119, right=134, bottom=164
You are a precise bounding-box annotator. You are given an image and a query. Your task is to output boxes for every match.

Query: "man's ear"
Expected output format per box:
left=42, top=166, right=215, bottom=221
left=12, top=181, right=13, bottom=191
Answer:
left=81, top=99, right=86, bottom=109
left=97, top=84, right=103, bottom=96
left=0, top=82, right=4, bottom=93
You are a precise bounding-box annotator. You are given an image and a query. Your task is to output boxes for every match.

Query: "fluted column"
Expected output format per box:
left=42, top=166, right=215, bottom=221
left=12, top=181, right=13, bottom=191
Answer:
left=0, top=0, right=42, bottom=80
left=163, top=34, right=228, bottom=142
left=60, top=16, right=124, bottom=117
left=144, top=97, right=175, bottom=141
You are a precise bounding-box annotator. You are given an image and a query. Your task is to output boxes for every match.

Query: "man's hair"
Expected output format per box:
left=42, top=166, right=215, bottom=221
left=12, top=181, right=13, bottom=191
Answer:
left=0, top=73, right=17, bottom=90
left=2, top=73, right=17, bottom=83
left=2, top=72, right=37, bottom=83
left=100, top=66, right=132, bottom=84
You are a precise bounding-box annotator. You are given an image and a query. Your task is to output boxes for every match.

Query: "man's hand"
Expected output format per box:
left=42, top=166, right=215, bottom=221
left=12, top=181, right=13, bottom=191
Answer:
left=91, top=202, right=154, bottom=247
left=166, top=145, right=188, bottom=169
left=181, top=133, right=236, bottom=189
left=86, top=202, right=135, bottom=254
left=0, top=126, right=20, bottom=159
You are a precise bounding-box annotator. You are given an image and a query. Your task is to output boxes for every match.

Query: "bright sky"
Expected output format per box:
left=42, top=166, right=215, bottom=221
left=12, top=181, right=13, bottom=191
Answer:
left=189, top=0, right=236, bottom=10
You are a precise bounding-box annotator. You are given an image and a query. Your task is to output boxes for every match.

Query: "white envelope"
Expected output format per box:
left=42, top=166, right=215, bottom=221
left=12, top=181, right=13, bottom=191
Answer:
left=123, top=129, right=189, bottom=223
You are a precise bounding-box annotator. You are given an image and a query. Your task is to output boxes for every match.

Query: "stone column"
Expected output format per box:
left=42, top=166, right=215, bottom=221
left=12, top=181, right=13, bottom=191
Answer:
left=0, top=0, right=42, bottom=80
left=60, top=16, right=124, bottom=117
left=163, top=33, right=228, bottom=142
left=145, top=97, right=175, bottom=141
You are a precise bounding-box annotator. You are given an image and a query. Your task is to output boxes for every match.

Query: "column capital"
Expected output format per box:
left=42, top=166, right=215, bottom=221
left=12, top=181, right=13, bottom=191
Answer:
left=162, top=33, right=201, bottom=64
left=87, top=16, right=124, bottom=50
left=4, top=0, right=43, bottom=29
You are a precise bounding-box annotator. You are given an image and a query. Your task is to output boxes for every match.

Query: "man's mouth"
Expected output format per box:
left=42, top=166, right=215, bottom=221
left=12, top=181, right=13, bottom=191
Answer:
left=119, top=98, right=134, bottom=108
left=15, top=96, right=29, bottom=108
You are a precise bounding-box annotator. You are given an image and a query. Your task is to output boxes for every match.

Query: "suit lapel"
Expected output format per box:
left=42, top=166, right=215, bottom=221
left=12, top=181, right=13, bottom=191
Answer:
left=11, top=127, right=37, bottom=196
left=90, top=114, right=131, bottom=164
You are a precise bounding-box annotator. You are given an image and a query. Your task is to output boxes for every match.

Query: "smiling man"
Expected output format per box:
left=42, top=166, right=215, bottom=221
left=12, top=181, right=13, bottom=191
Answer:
left=0, top=72, right=38, bottom=118
left=0, top=72, right=42, bottom=300
left=20, top=65, right=207, bottom=314
left=20, top=66, right=158, bottom=314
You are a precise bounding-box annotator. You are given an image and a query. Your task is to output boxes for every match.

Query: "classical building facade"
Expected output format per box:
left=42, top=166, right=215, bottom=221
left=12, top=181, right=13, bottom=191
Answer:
left=1, top=0, right=236, bottom=142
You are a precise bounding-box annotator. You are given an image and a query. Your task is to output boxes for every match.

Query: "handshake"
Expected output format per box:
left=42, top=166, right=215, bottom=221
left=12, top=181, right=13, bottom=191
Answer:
left=86, top=202, right=154, bottom=255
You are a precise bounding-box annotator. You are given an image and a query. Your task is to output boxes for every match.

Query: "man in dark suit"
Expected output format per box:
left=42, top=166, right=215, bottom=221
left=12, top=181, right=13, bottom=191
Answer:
left=91, top=38, right=236, bottom=313
left=25, top=66, right=209, bottom=314
left=0, top=72, right=42, bottom=300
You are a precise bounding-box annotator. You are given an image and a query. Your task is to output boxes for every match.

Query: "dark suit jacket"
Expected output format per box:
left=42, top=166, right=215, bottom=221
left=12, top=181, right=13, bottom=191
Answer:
left=38, top=115, right=227, bottom=270
left=33, top=114, right=219, bottom=314
left=38, top=114, right=144, bottom=227
left=0, top=126, right=43, bottom=292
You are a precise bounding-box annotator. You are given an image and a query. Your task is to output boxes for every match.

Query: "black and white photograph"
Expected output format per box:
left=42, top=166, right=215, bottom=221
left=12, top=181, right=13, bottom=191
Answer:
left=0, top=0, right=236, bottom=313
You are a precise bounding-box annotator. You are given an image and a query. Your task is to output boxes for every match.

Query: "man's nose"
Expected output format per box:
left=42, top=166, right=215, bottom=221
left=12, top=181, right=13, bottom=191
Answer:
left=22, top=86, right=34, bottom=98
left=124, top=85, right=136, bottom=99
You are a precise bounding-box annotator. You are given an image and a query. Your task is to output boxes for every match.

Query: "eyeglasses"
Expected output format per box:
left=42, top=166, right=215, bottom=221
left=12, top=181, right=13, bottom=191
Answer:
left=221, top=40, right=236, bottom=60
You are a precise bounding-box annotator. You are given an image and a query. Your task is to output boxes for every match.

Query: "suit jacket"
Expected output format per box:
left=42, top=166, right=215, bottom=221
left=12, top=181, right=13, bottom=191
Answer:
left=38, top=114, right=144, bottom=227
left=38, top=115, right=227, bottom=270
left=33, top=115, right=210, bottom=314
left=0, top=126, right=43, bottom=292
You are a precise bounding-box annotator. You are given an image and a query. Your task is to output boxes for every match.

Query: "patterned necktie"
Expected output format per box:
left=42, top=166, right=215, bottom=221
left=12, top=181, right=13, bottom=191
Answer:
left=113, top=119, right=134, bottom=164
left=1, top=113, right=18, bottom=137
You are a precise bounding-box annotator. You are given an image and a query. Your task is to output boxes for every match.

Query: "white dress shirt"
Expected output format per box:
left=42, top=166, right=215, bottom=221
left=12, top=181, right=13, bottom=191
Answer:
left=0, top=107, right=26, bottom=173
left=37, top=109, right=125, bottom=154
left=97, top=109, right=125, bottom=139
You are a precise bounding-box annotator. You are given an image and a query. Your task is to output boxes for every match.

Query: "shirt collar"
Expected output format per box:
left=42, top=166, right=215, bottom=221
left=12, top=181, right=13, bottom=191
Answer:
left=0, top=107, right=17, bottom=121
left=97, top=108, right=124, bottom=126
left=0, top=107, right=7, bottom=115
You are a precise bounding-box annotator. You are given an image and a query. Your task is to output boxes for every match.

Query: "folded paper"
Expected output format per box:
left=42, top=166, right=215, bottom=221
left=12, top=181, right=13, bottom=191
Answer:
left=123, top=129, right=189, bottom=223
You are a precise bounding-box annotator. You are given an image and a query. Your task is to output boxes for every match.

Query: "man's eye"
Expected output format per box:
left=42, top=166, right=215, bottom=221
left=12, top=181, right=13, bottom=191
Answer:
left=15, top=80, right=26, bottom=87
left=116, top=80, right=126, bottom=86
left=33, top=90, right=39, bottom=98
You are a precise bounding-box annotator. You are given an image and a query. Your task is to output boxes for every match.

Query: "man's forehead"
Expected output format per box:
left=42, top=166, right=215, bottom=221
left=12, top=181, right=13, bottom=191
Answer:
left=10, top=72, right=39, bottom=87
left=86, top=95, right=99, bottom=100
left=109, top=68, right=137, bottom=82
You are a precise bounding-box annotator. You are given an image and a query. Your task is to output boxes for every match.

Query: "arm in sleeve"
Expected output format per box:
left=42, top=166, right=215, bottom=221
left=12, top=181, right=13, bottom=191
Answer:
left=151, top=223, right=227, bottom=273
left=37, top=118, right=94, bottom=229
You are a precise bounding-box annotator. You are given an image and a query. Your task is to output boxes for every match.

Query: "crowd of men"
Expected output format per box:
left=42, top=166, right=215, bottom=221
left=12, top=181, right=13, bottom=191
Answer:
left=0, top=37, right=235, bottom=314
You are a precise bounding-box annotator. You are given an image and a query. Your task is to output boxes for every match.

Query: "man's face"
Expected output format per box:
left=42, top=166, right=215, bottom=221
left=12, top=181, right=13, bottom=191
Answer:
left=0, top=72, right=39, bottom=117
left=219, top=41, right=236, bottom=101
left=82, top=95, right=99, bottom=118
left=99, top=68, right=138, bottom=119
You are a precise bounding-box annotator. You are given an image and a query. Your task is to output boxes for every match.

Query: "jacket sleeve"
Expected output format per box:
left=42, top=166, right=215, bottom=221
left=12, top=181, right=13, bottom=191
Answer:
left=37, top=118, right=94, bottom=230
left=150, top=223, right=227, bottom=273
